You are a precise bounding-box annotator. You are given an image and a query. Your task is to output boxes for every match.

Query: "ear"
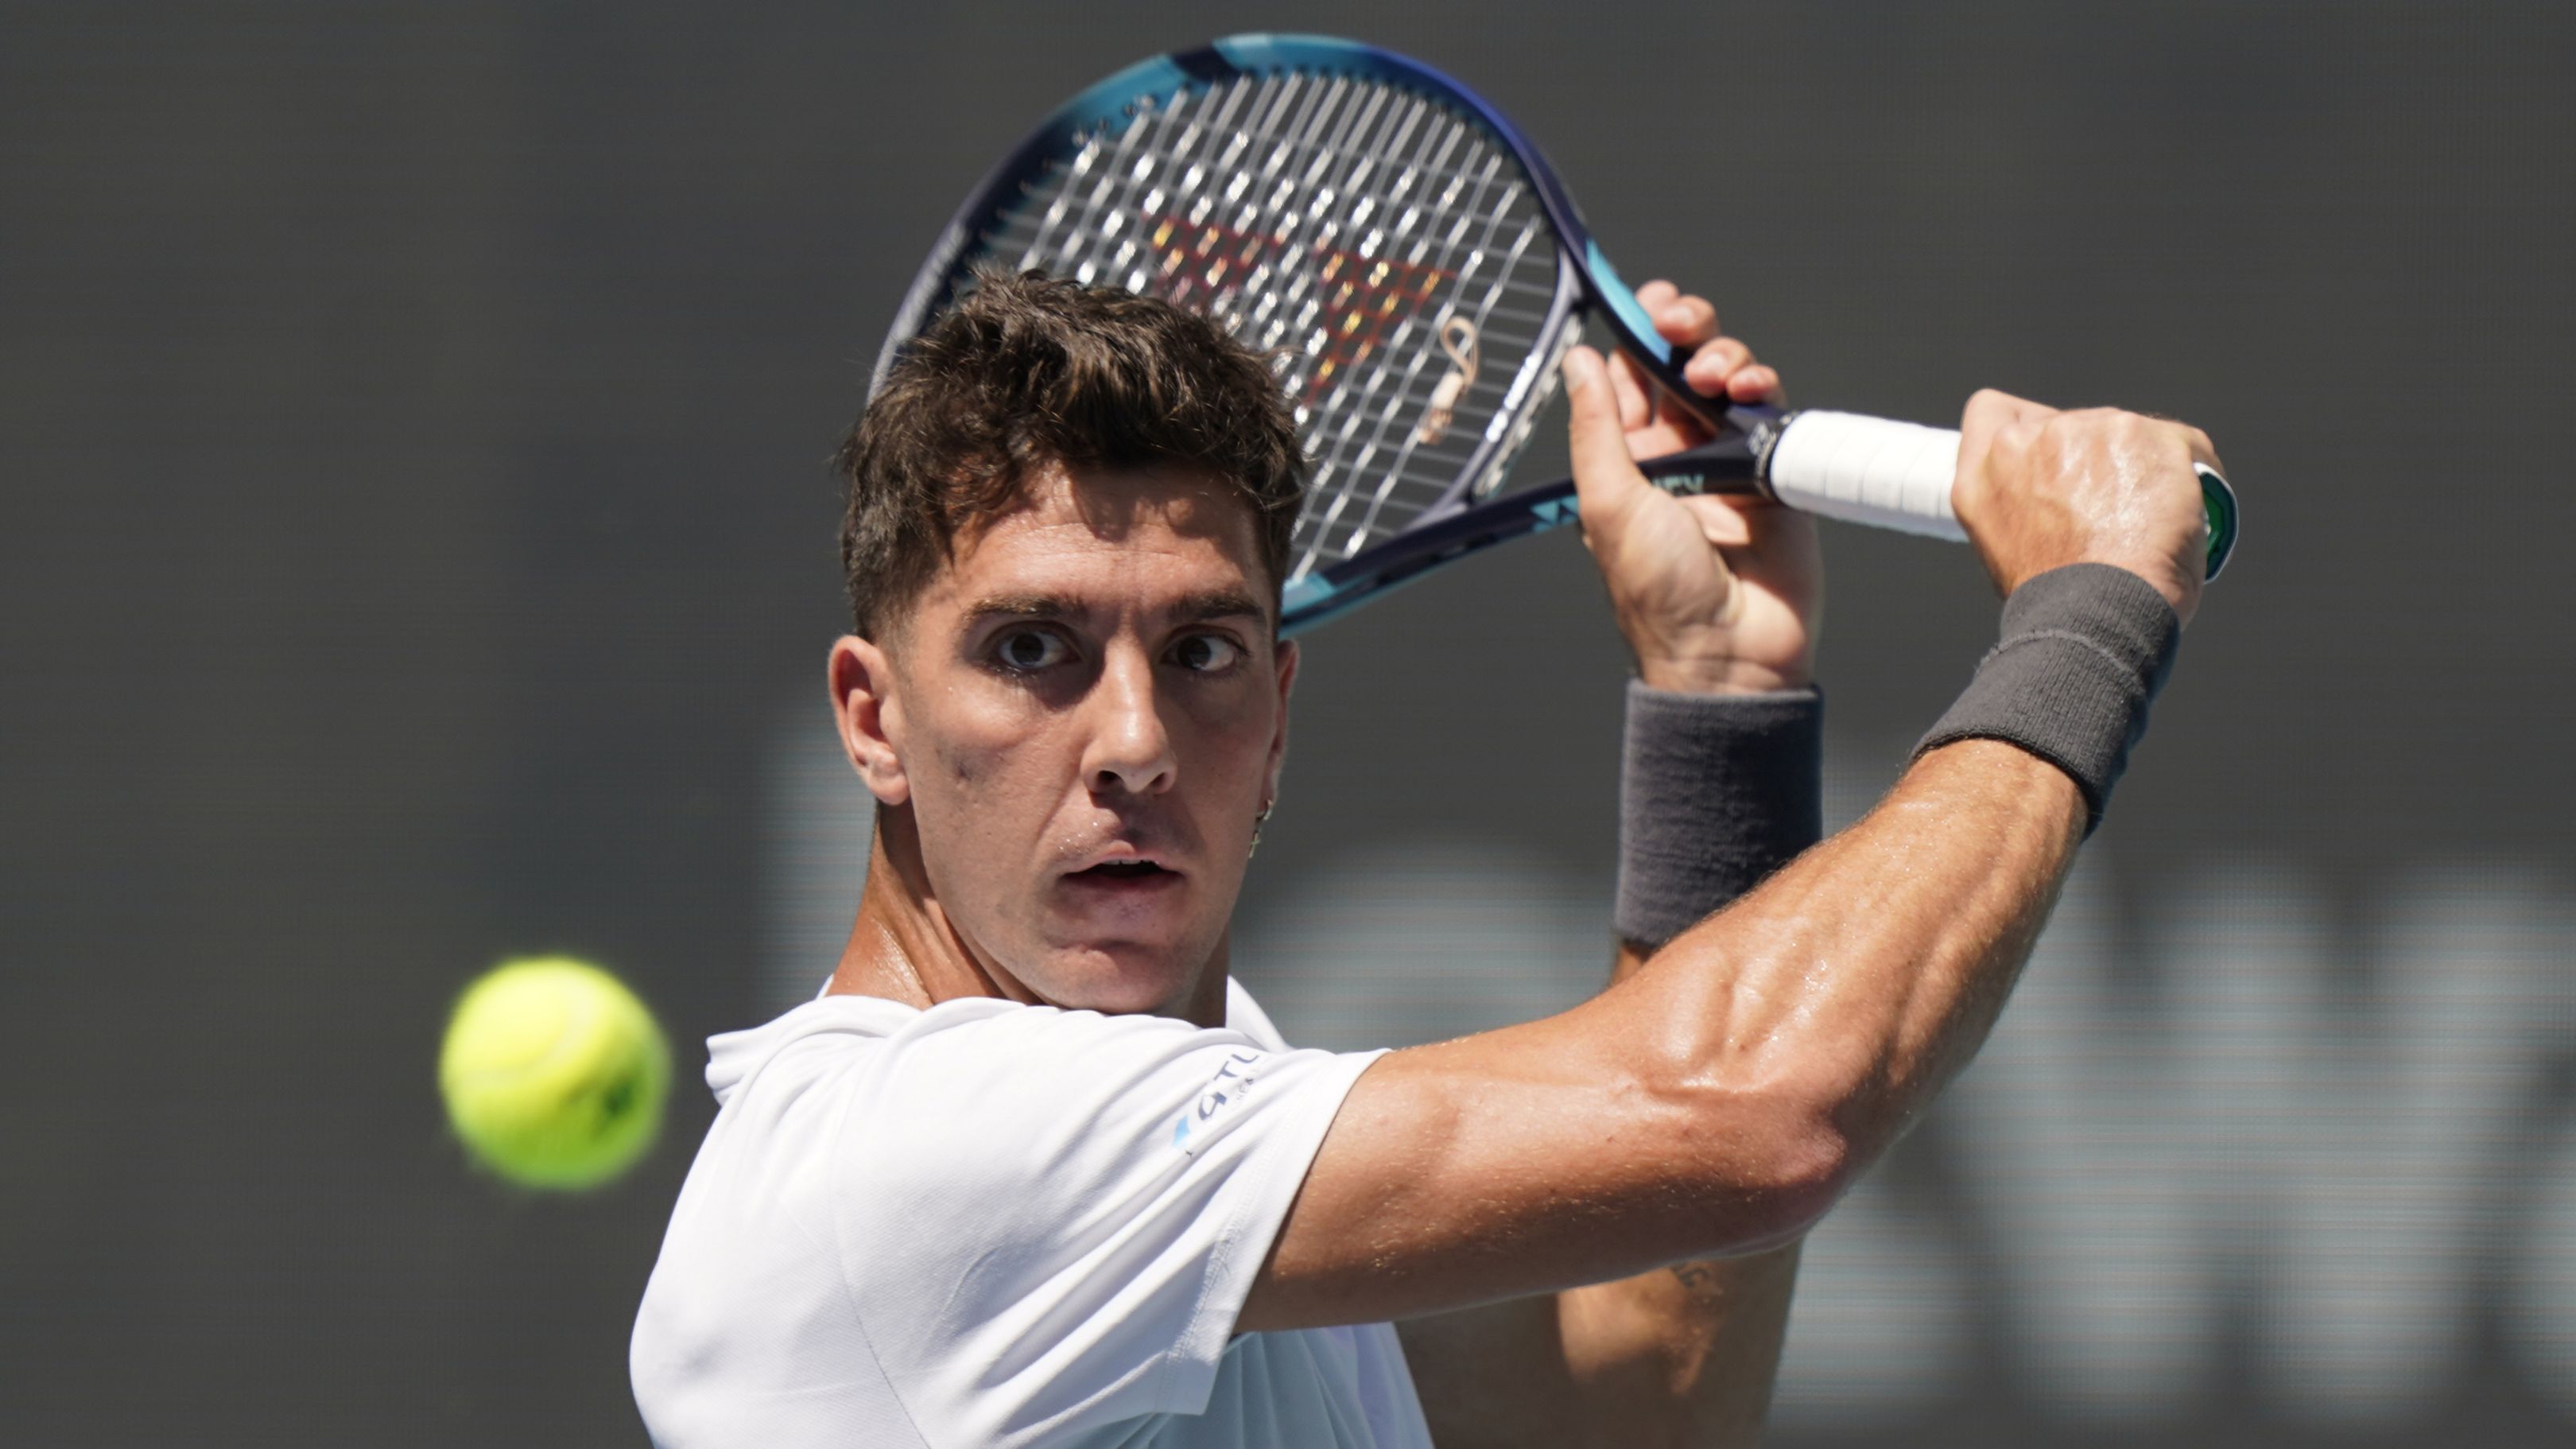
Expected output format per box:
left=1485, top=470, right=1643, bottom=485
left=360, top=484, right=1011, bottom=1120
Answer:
left=1263, top=637, right=1299, bottom=806
left=828, top=635, right=911, bottom=806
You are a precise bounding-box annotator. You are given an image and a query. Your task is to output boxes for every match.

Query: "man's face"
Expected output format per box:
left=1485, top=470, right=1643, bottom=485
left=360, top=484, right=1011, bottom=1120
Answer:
left=844, top=464, right=1294, bottom=1017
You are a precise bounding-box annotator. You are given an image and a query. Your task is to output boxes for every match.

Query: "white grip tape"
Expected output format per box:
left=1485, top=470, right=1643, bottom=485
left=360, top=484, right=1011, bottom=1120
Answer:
left=1767, top=410, right=1968, bottom=542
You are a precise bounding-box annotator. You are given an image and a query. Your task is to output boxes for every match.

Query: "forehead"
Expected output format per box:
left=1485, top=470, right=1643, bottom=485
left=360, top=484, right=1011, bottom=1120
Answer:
left=926, top=464, right=1269, bottom=617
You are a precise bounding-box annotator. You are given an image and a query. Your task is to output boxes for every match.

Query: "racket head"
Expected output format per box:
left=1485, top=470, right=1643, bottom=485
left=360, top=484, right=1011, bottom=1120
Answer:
left=872, top=34, right=1690, bottom=604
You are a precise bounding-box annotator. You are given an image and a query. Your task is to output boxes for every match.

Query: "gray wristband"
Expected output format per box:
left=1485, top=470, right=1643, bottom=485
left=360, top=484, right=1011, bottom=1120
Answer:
left=1614, top=682, right=1824, bottom=950
left=1915, top=562, right=2182, bottom=833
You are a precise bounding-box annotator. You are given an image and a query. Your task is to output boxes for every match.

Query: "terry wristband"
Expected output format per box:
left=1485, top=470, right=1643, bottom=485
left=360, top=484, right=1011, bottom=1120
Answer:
left=1915, top=561, right=2182, bottom=834
left=1614, top=682, right=1824, bottom=950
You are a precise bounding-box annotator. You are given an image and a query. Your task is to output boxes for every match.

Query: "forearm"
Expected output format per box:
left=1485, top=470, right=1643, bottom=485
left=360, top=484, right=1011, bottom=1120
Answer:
left=1547, top=941, right=1803, bottom=1448
left=1559, top=685, right=1822, bottom=1447
left=1632, top=562, right=2175, bottom=1174
left=1558, top=1241, right=1800, bottom=1449
left=1639, top=738, right=2083, bottom=1172
left=1530, top=566, right=2172, bottom=1441
left=1254, top=402, right=2210, bottom=1338
left=1402, top=1241, right=1800, bottom=1449
left=1402, top=683, right=1821, bottom=1447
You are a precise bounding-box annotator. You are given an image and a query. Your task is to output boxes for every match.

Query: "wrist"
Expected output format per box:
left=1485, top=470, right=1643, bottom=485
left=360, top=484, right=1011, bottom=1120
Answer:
left=1635, top=655, right=1814, bottom=696
left=1915, top=561, right=2180, bottom=834
left=2006, top=550, right=2193, bottom=625
left=1615, top=682, right=1825, bottom=950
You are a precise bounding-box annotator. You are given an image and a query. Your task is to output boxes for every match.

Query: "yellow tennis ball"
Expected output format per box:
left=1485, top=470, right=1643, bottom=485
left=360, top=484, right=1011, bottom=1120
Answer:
left=439, top=956, right=670, bottom=1191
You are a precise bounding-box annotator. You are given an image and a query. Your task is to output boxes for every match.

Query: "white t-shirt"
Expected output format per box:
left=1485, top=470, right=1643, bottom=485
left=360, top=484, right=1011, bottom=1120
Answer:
left=630, top=977, right=1430, bottom=1449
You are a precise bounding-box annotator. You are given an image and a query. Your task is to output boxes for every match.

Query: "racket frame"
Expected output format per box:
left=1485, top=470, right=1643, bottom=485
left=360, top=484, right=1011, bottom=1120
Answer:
left=871, top=33, right=2234, bottom=639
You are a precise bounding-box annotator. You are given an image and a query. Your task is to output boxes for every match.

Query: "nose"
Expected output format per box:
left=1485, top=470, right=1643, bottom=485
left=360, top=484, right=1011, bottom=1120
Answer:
left=1080, top=643, right=1177, bottom=798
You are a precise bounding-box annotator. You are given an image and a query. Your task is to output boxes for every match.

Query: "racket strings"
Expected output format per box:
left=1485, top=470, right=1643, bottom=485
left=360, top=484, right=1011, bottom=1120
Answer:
left=1255, top=84, right=1527, bottom=565
left=975, top=71, right=1562, bottom=581
left=1236, top=76, right=1562, bottom=568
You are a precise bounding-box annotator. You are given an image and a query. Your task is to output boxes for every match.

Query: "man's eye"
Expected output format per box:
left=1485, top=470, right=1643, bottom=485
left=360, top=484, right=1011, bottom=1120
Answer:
left=995, top=629, right=1070, bottom=671
left=1169, top=634, right=1243, bottom=673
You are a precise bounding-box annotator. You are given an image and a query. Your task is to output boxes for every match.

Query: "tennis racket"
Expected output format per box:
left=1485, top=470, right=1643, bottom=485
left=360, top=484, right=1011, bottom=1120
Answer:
left=877, top=33, right=2240, bottom=638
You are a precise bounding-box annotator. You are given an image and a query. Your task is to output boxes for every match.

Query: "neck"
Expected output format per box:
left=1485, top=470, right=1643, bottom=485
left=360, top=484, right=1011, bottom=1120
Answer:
left=825, top=804, right=1231, bottom=1028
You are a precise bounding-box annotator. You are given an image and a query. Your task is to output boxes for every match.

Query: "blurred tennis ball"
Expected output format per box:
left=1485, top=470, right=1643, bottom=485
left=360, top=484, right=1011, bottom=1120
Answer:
left=438, top=956, right=669, bottom=1191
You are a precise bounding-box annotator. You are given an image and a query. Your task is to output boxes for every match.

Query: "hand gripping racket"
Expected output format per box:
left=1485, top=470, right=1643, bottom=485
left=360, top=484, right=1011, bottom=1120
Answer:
left=877, top=33, right=2240, bottom=637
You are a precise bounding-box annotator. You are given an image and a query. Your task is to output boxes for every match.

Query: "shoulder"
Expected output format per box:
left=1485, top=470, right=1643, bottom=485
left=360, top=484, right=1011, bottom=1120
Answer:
left=679, top=993, right=1386, bottom=1443
left=841, top=1003, right=1386, bottom=1439
left=830, top=996, right=1382, bottom=1287
left=841, top=997, right=1274, bottom=1195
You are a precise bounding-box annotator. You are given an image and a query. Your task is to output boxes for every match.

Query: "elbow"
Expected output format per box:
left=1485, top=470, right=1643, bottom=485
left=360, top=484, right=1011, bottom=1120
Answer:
left=1733, top=1094, right=1856, bottom=1246
left=1645, top=1062, right=1862, bottom=1251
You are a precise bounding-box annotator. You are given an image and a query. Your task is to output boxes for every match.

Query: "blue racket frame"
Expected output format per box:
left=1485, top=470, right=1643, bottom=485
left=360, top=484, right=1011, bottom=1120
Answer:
left=875, top=33, right=2237, bottom=637
left=875, top=32, right=1783, bottom=635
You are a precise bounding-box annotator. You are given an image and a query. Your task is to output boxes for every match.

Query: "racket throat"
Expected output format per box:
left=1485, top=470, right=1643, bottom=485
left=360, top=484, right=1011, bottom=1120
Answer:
left=1630, top=426, right=1776, bottom=499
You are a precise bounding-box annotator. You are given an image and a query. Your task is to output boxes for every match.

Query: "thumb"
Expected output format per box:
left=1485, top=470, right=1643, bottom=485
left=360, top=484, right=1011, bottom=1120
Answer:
left=1565, top=347, right=1648, bottom=533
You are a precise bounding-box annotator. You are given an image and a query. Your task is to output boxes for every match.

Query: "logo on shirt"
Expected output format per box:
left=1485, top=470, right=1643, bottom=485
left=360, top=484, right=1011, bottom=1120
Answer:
left=1170, top=1050, right=1263, bottom=1156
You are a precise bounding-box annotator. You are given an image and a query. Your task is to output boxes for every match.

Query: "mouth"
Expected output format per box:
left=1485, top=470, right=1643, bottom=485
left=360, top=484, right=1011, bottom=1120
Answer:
left=1060, top=852, right=1185, bottom=894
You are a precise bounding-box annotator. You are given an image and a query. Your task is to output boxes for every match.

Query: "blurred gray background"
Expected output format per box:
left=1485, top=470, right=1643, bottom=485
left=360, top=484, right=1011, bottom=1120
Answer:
left=7, top=2, right=2574, bottom=1443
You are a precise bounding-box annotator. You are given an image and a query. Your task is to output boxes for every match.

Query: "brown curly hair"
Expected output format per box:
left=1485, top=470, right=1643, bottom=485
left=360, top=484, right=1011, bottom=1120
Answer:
left=836, top=270, right=1307, bottom=640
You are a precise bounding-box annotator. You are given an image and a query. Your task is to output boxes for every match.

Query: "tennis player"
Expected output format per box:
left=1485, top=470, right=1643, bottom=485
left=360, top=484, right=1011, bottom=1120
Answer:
left=630, top=272, right=2215, bottom=1447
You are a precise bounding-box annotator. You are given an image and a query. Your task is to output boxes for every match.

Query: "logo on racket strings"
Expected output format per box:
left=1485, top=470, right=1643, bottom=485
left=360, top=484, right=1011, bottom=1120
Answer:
left=1146, top=215, right=1456, bottom=415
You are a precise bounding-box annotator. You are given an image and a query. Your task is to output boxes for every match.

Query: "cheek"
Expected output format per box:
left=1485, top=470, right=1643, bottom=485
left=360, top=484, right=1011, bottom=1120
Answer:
left=1173, top=689, right=1279, bottom=789
left=910, top=691, right=1069, bottom=814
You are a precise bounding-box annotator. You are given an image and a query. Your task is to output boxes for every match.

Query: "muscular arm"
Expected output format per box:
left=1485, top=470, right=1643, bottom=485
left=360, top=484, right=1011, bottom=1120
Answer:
left=1402, top=682, right=1820, bottom=1448
left=1241, top=736, right=2083, bottom=1333
left=1554, top=947, right=1802, bottom=1449
left=1390, top=286, right=1821, bottom=1447
left=1397, top=943, right=1806, bottom=1449
left=1243, top=363, right=2213, bottom=1336
left=1397, top=1227, right=1800, bottom=1449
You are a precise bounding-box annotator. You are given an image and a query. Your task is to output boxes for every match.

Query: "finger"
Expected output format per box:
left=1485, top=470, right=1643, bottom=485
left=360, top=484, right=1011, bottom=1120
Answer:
left=1634, top=280, right=1722, bottom=349
left=2182, top=424, right=2225, bottom=480
left=1565, top=348, right=1651, bottom=528
left=1655, top=293, right=1719, bottom=348
left=1952, top=389, right=2060, bottom=592
left=1955, top=387, right=2058, bottom=487
left=1682, top=337, right=1752, bottom=396
left=1726, top=364, right=1783, bottom=405
left=1608, top=350, right=1653, bottom=430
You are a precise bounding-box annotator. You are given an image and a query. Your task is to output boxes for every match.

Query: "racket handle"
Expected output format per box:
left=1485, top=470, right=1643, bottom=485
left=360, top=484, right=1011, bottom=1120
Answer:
left=1765, top=409, right=2240, bottom=579
left=1764, top=410, right=1968, bottom=542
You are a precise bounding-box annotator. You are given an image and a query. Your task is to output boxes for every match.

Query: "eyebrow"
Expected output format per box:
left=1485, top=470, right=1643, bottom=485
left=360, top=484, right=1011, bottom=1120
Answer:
left=959, top=589, right=1271, bottom=627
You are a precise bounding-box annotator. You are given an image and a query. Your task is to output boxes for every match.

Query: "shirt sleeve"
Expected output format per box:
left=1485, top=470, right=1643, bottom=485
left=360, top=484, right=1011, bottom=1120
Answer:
left=829, top=998, right=1382, bottom=1447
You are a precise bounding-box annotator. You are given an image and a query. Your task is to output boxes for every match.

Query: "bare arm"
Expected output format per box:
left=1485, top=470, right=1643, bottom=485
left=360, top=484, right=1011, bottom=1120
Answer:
left=1401, top=996, right=1806, bottom=1449
left=1391, top=288, right=1813, bottom=1447
left=1548, top=944, right=1802, bottom=1449
left=1399, top=942, right=1807, bottom=1449
left=1395, top=1242, right=1802, bottom=1449
left=1243, top=734, right=2082, bottom=1332
left=1240, top=365, right=2216, bottom=1334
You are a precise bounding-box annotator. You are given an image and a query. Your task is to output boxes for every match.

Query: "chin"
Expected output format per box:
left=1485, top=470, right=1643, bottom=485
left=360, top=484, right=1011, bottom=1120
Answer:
left=1028, top=939, right=1208, bottom=1017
